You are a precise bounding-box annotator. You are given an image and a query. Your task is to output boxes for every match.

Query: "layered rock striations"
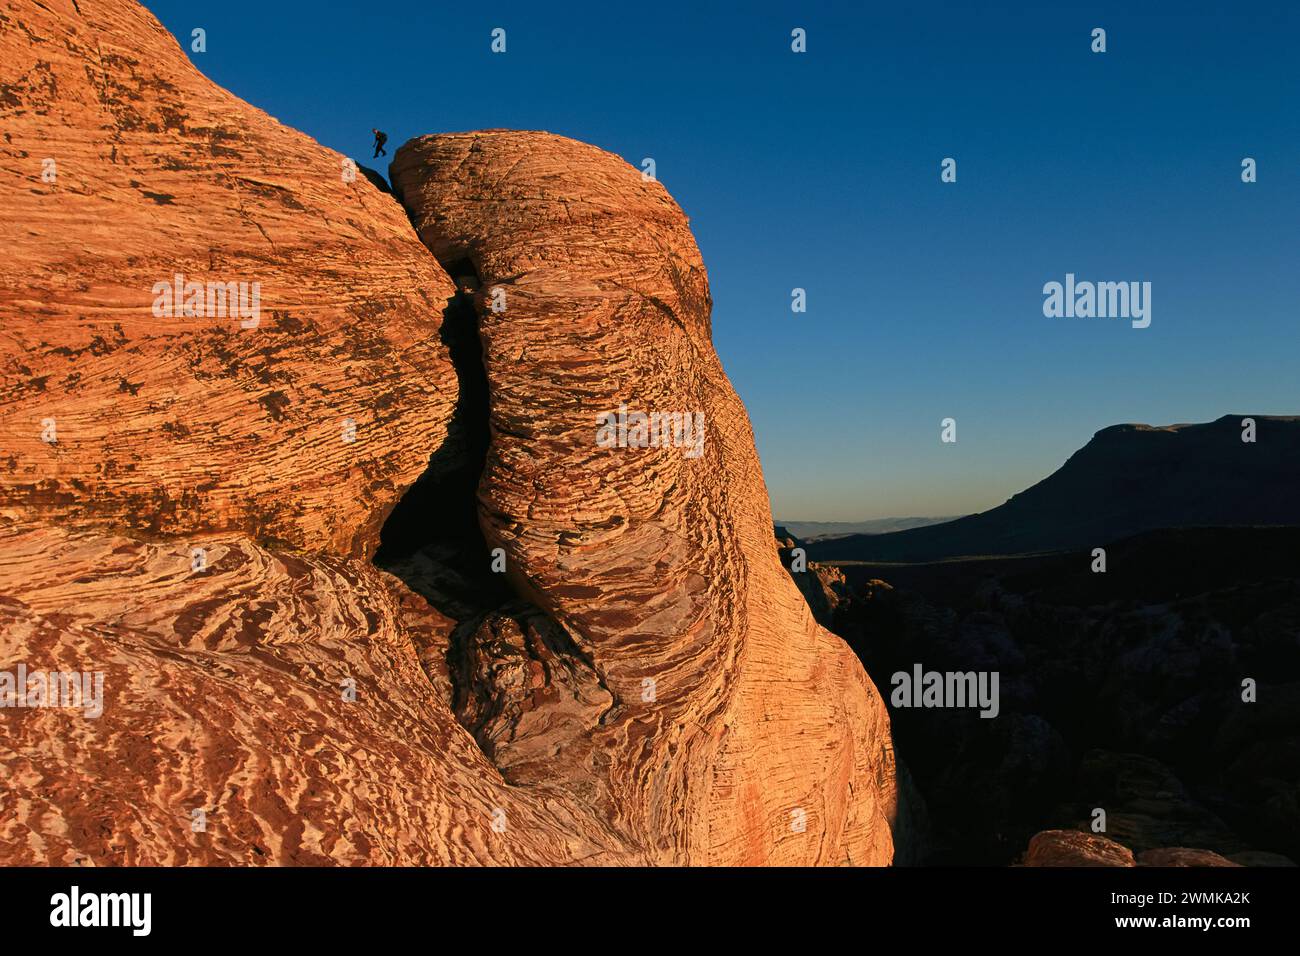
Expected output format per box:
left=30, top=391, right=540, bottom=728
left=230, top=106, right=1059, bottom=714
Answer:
left=0, top=0, right=627, bottom=866
left=390, top=131, right=899, bottom=864
left=0, top=0, right=898, bottom=865
left=0, top=524, right=635, bottom=865
left=0, top=0, right=455, bottom=555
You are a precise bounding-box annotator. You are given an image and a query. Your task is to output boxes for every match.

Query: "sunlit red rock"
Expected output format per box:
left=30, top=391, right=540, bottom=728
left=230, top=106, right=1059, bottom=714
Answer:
left=1137, top=848, right=1242, bottom=867
left=391, top=131, right=899, bottom=864
left=1024, top=830, right=1248, bottom=868
left=0, top=0, right=455, bottom=556
left=0, top=524, right=636, bottom=864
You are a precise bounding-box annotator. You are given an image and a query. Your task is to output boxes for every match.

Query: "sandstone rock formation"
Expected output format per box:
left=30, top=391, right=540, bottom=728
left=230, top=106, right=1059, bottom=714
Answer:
left=0, top=0, right=898, bottom=865
left=0, top=524, right=633, bottom=864
left=776, top=526, right=849, bottom=628
left=0, top=0, right=456, bottom=556
left=1023, top=830, right=1136, bottom=867
left=1023, top=830, right=1245, bottom=868
left=390, top=130, right=899, bottom=864
left=1136, top=847, right=1241, bottom=867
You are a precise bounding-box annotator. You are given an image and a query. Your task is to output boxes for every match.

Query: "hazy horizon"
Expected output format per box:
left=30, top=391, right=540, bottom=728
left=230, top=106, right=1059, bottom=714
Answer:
left=144, top=0, right=1300, bottom=521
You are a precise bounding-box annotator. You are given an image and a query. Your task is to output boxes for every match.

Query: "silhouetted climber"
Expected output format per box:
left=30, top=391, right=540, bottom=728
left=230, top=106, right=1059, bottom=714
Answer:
left=372, top=128, right=388, bottom=158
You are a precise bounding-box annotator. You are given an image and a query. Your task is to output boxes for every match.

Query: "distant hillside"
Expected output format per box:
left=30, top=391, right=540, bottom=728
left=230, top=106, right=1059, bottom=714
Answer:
left=775, top=516, right=957, bottom=540
left=807, top=415, right=1300, bottom=563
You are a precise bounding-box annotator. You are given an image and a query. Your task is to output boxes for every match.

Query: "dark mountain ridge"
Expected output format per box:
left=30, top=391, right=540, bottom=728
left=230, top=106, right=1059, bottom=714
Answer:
left=809, top=415, right=1300, bottom=563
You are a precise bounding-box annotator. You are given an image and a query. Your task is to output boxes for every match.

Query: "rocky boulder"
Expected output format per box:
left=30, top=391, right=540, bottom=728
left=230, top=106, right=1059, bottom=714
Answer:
left=389, top=131, right=900, bottom=864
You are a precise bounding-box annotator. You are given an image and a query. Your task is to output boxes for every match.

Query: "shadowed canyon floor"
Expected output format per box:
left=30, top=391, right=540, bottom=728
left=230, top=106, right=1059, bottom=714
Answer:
left=786, top=418, right=1300, bottom=865
left=0, top=0, right=898, bottom=865
left=789, top=525, right=1300, bottom=866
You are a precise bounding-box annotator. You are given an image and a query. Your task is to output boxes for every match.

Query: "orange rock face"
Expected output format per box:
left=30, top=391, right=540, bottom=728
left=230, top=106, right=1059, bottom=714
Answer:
left=1136, top=848, right=1242, bottom=867
left=0, top=0, right=455, bottom=556
left=0, top=0, right=899, bottom=866
left=391, top=132, right=899, bottom=864
left=0, top=524, right=636, bottom=865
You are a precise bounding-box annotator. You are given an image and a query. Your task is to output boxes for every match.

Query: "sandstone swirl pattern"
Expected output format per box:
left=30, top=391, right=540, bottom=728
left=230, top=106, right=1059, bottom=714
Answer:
left=0, top=0, right=454, bottom=555
left=1, top=0, right=898, bottom=865
left=392, top=132, right=899, bottom=864
left=0, top=525, right=634, bottom=864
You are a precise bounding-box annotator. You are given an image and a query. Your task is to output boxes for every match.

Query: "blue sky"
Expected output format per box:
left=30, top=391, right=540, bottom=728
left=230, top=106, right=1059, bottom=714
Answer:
left=145, top=0, right=1300, bottom=521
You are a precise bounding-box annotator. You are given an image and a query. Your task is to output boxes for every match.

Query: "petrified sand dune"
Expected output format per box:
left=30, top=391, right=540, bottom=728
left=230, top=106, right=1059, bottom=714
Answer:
left=0, top=524, right=636, bottom=864
left=0, top=0, right=455, bottom=555
left=392, top=133, right=899, bottom=863
left=1, top=0, right=898, bottom=865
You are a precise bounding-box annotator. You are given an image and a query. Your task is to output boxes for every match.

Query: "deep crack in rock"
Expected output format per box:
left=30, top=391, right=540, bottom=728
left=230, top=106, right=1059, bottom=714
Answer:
left=373, top=258, right=610, bottom=786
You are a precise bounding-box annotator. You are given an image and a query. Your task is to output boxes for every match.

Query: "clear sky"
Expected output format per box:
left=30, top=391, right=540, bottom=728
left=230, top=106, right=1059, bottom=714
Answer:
left=145, top=0, right=1300, bottom=521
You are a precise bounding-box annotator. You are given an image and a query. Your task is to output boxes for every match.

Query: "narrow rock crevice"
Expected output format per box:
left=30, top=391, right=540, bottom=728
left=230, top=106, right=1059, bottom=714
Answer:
left=373, top=262, right=502, bottom=614
left=373, top=256, right=610, bottom=785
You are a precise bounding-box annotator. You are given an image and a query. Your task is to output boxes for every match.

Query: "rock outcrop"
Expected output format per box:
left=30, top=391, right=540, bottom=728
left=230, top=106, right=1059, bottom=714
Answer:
left=390, top=131, right=899, bottom=864
left=1023, top=830, right=1136, bottom=867
left=1023, top=830, right=1244, bottom=867
left=0, top=0, right=456, bottom=556
left=1136, top=847, right=1241, bottom=867
left=776, top=527, right=849, bottom=627
left=0, top=0, right=898, bottom=865
left=0, top=524, right=633, bottom=864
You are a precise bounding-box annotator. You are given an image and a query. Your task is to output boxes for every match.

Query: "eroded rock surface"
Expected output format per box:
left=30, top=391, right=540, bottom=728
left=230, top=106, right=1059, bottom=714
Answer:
left=777, top=526, right=849, bottom=627
left=0, top=524, right=637, bottom=864
left=391, top=131, right=898, bottom=864
left=1024, top=830, right=1136, bottom=867
left=1137, top=847, right=1241, bottom=867
left=0, top=0, right=455, bottom=555
left=1023, top=829, right=1249, bottom=868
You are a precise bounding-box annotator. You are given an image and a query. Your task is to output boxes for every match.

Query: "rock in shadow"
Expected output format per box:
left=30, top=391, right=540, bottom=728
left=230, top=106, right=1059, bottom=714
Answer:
left=358, top=164, right=393, bottom=196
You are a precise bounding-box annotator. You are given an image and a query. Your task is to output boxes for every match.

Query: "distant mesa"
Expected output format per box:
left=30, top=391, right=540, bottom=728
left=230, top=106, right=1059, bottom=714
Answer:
left=808, top=415, right=1300, bottom=563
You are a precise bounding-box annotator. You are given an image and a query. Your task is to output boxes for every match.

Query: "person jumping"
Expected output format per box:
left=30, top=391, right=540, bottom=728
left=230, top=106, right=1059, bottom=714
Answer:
left=372, top=128, right=388, bottom=158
